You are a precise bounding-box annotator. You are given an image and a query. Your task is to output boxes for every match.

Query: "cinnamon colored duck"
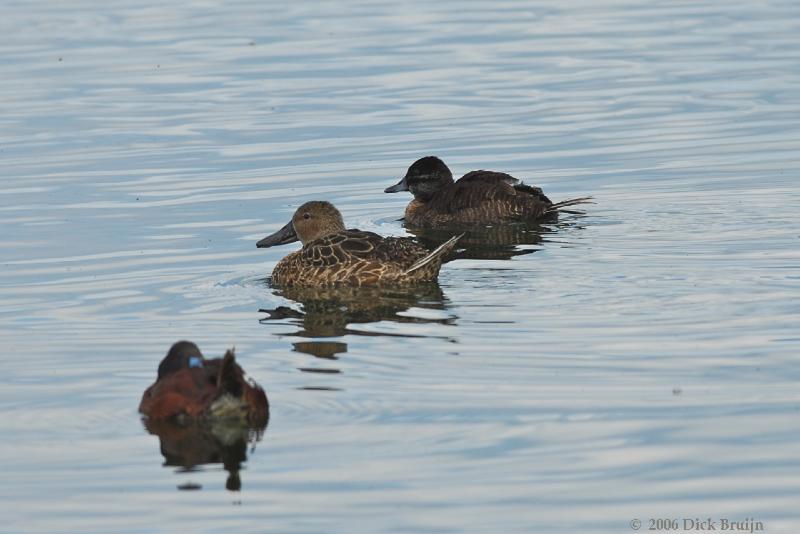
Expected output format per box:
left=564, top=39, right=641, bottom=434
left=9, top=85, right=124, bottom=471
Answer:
left=385, top=156, right=592, bottom=226
left=256, top=201, right=461, bottom=286
left=139, top=341, right=268, bottom=425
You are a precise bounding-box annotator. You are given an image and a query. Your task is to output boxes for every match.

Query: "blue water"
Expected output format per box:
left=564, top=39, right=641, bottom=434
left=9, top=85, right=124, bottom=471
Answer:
left=1, top=0, right=799, bottom=532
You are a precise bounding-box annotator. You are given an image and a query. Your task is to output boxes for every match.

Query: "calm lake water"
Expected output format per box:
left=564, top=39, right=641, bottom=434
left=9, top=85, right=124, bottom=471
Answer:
left=1, top=0, right=799, bottom=532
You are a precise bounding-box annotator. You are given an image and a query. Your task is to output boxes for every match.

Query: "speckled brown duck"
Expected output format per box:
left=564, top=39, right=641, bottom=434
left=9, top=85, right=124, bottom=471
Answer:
left=139, top=341, right=269, bottom=426
left=385, top=156, right=592, bottom=226
left=256, top=201, right=461, bottom=287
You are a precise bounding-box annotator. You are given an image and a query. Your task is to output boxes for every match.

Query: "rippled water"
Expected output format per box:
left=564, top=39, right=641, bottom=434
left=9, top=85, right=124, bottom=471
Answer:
left=1, top=0, right=799, bottom=532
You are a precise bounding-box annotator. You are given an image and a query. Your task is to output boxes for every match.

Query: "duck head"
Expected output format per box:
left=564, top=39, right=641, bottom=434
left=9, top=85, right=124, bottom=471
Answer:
left=157, top=340, right=205, bottom=380
left=257, top=201, right=346, bottom=248
left=385, top=156, right=454, bottom=201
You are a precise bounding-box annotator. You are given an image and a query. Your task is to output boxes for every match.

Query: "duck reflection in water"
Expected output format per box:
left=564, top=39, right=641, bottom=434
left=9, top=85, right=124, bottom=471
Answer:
left=405, top=222, right=547, bottom=260
left=139, top=341, right=269, bottom=491
left=259, top=282, right=454, bottom=362
left=403, top=214, right=590, bottom=261
left=143, top=417, right=267, bottom=492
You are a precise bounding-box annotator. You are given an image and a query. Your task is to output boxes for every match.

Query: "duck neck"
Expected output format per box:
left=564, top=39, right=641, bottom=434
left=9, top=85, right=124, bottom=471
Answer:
left=300, top=220, right=345, bottom=246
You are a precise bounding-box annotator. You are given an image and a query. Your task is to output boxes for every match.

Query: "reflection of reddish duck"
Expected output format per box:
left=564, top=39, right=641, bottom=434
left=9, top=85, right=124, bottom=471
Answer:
left=139, top=341, right=268, bottom=425
left=143, top=418, right=266, bottom=491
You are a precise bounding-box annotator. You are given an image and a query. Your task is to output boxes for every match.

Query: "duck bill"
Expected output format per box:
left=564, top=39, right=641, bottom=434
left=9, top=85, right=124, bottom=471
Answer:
left=384, top=176, right=409, bottom=193
left=256, top=220, right=298, bottom=248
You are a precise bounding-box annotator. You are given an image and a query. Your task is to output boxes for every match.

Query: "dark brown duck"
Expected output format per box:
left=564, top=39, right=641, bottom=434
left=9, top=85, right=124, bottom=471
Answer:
left=385, top=156, right=591, bottom=226
left=257, top=201, right=461, bottom=286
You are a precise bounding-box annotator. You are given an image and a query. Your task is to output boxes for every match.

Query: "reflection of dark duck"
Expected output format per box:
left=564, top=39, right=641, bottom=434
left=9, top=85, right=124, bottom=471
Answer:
left=259, top=283, right=451, bottom=339
left=143, top=417, right=266, bottom=491
left=256, top=201, right=461, bottom=287
left=385, top=156, right=591, bottom=226
left=139, top=341, right=269, bottom=426
left=406, top=222, right=549, bottom=261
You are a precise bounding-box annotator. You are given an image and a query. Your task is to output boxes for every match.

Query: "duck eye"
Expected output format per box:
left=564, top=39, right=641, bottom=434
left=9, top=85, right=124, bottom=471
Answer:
left=303, top=213, right=311, bottom=220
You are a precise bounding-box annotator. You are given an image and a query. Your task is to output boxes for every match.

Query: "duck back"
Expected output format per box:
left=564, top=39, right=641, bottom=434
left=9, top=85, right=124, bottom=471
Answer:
left=405, top=170, right=554, bottom=226
left=140, top=347, right=268, bottom=425
left=271, top=230, right=457, bottom=286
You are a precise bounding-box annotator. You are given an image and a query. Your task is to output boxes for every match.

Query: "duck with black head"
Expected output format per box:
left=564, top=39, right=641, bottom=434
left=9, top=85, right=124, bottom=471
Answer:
left=256, top=200, right=461, bottom=287
left=385, top=156, right=591, bottom=226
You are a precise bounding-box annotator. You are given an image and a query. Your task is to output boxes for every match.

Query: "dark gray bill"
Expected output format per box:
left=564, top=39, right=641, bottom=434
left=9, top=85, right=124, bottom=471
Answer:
left=256, top=220, right=298, bottom=248
left=384, top=177, right=409, bottom=193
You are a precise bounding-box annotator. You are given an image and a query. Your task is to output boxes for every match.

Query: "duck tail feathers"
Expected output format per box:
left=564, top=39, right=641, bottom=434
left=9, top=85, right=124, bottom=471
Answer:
left=217, top=348, right=243, bottom=397
left=404, top=233, right=463, bottom=275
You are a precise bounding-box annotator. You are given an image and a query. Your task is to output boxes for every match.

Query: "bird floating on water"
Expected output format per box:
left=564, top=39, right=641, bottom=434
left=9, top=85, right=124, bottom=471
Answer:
left=385, top=156, right=592, bottom=226
left=139, top=341, right=268, bottom=425
left=256, top=200, right=461, bottom=286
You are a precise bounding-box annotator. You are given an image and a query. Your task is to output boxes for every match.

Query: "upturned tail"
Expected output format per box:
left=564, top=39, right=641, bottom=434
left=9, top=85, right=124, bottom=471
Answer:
left=404, top=234, right=463, bottom=275
left=217, top=349, right=243, bottom=397
left=545, top=196, right=594, bottom=214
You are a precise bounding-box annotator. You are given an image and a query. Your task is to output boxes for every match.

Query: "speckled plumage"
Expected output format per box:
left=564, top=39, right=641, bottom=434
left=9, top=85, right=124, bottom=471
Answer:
left=272, top=230, right=448, bottom=286
left=385, top=156, right=591, bottom=226
left=257, top=201, right=460, bottom=287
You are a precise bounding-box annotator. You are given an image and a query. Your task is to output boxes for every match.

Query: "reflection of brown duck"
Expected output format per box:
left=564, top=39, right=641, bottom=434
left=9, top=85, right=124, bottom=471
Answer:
left=292, top=341, right=348, bottom=359
left=259, top=283, right=452, bottom=350
left=256, top=201, right=461, bottom=286
left=143, top=418, right=266, bottom=491
left=139, top=341, right=268, bottom=426
left=385, top=156, right=591, bottom=226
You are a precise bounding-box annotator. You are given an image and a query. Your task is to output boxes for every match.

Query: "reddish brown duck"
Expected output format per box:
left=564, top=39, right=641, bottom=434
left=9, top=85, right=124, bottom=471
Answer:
left=385, top=156, right=592, bottom=226
left=139, top=341, right=268, bottom=425
left=256, top=201, right=461, bottom=286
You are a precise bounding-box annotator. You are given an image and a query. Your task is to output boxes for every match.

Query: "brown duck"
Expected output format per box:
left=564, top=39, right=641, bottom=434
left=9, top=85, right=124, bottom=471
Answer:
left=139, top=341, right=269, bottom=425
left=256, top=201, right=461, bottom=286
left=385, top=156, right=592, bottom=226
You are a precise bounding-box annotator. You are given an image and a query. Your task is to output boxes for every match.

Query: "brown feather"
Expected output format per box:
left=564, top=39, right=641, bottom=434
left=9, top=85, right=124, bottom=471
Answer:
left=271, top=230, right=456, bottom=286
left=407, top=171, right=555, bottom=225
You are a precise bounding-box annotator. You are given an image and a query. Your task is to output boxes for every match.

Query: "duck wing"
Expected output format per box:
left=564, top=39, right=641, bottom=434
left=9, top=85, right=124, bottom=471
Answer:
left=373, top=236, right=429, bottom=266
left=139, top=366, right=216, bottom=419
left=300, top=230, right=385, bottom=266
left=301, top=230, right=429, bottom=269
left=459, top=170, right=521, bottom=187
left=435, top=170, right=552, bottom=212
